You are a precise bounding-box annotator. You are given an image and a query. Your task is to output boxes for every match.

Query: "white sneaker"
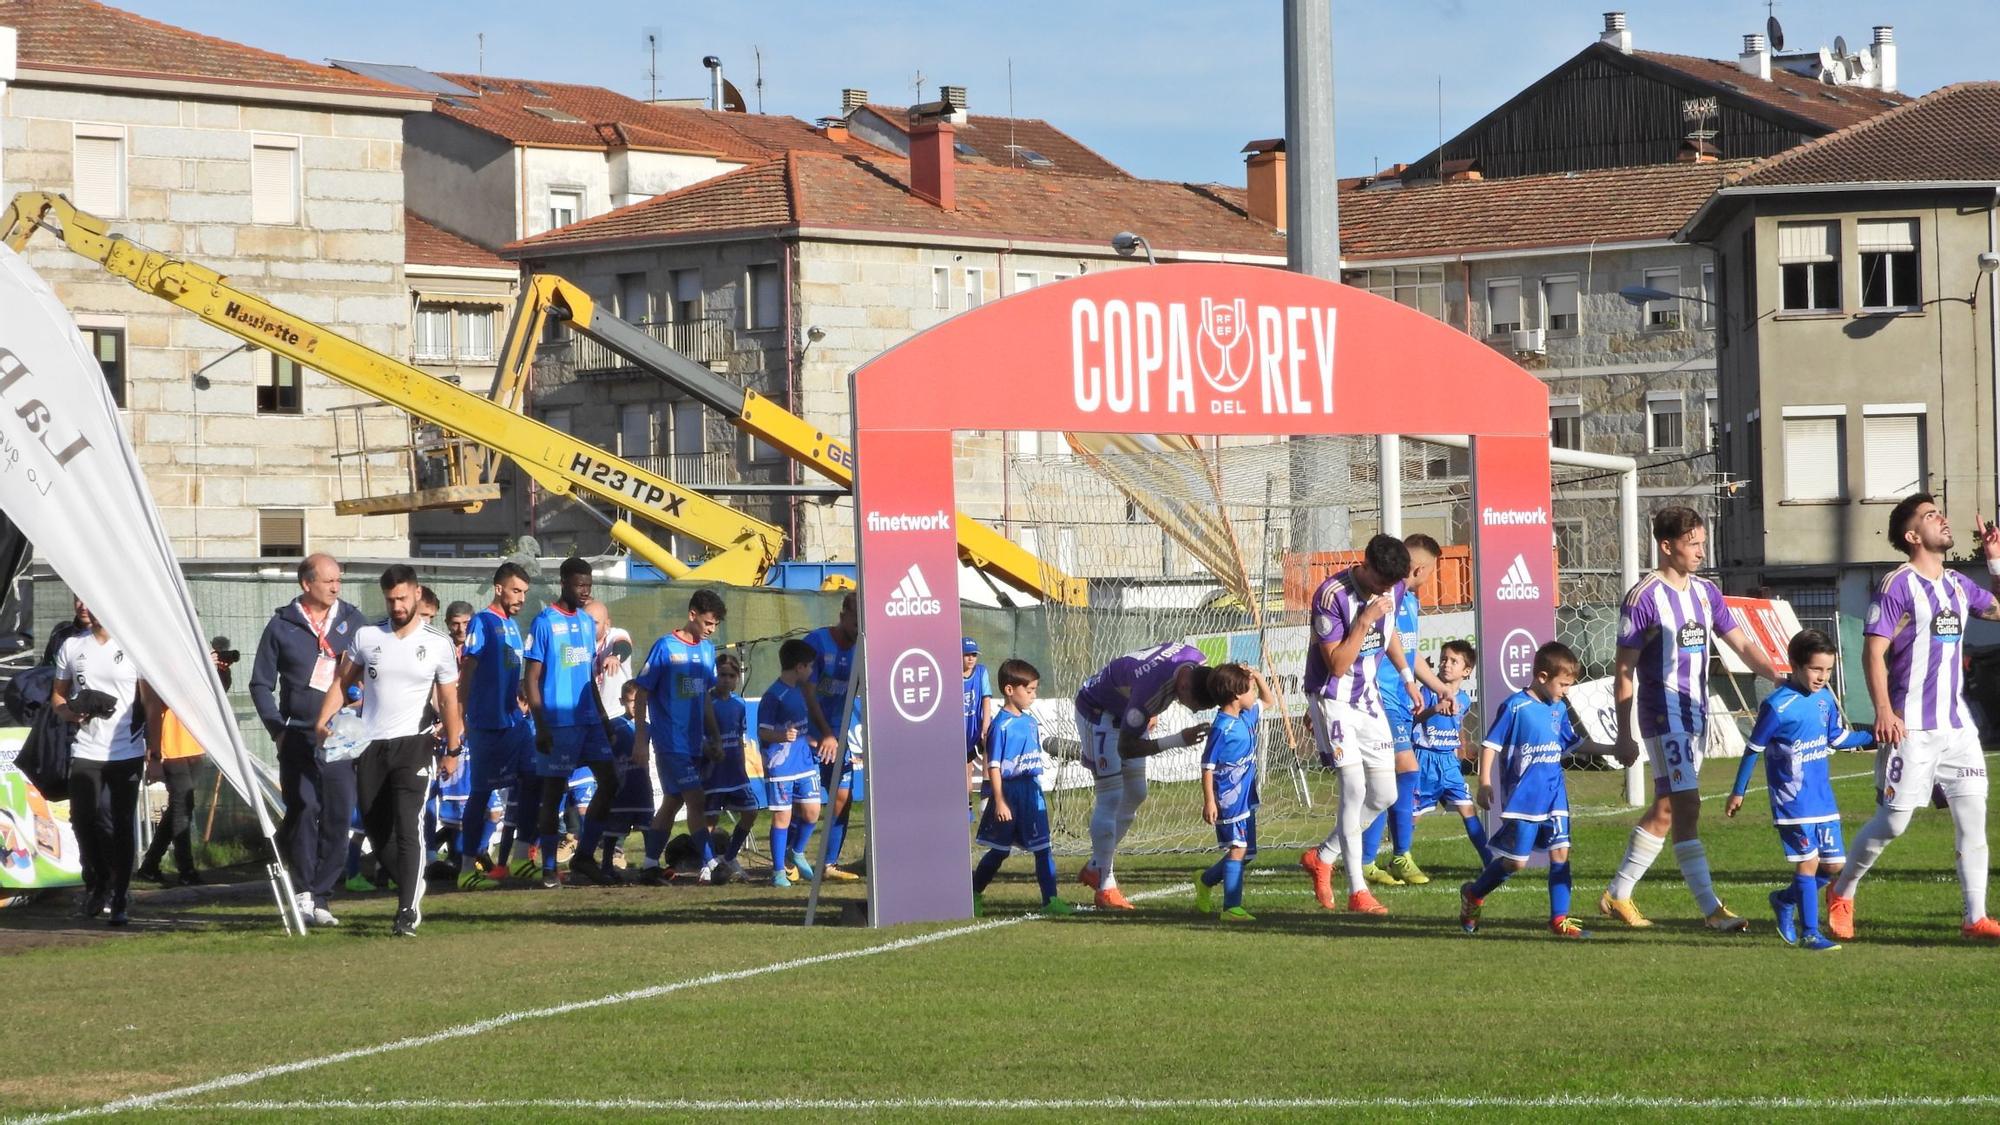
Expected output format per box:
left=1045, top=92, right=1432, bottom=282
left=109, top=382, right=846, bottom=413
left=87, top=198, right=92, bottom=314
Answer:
left=311, top=906, right=340, bottom=928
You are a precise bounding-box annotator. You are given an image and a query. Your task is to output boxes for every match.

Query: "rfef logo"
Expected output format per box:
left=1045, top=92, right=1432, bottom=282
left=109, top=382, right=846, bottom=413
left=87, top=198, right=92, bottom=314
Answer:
left=1070, top=297, right=1335, bottom=417
left=1495, top=554, right=1542, bottom=601
left=885, top=563, right=943, bottom=618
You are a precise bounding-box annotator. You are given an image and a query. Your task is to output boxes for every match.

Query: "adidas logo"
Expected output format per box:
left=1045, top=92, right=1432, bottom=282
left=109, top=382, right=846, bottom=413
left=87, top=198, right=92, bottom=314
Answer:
left=1495, top=554, right=1542, bottom=601
left=885, top=563, right=944, bottom=618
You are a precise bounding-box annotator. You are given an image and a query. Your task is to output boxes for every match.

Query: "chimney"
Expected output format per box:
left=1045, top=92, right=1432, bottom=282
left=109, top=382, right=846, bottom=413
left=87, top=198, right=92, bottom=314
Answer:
left=1676, top=138, right=1719, bottom=163
left=939, top=84, right=968, bottom=123
left=1871, top=26, right=1898, bottom=94
left=818, top=117, right=849, bottom=143
left=841, top=87, right=868, bottom=114
left=910, top=117, right=955, bottom=210
left=1599, top=11, right=1632, bottom=53
left=1242, top=139, right=1286, bottom=231
left=1739, top=33, right=1771, bottom=80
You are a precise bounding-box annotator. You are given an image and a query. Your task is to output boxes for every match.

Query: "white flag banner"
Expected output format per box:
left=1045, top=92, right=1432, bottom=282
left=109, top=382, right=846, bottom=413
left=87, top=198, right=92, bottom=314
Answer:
left=0, top=244, right=302, bottom=931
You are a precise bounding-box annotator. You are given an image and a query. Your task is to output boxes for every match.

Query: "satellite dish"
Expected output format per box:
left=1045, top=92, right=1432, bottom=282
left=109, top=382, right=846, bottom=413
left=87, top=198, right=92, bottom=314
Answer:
left=1834, top=35, right=1849, bottom=60
left=1767, top=15, right=1786, bottom=52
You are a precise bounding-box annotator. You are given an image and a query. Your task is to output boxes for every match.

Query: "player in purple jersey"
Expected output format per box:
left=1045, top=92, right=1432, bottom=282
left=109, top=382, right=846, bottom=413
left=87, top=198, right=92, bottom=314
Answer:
left=1298, top=535, right=1423, bottom=916
left=1600, top=508, right=1781, bottom=930
left=1073, top=643, right=1214, bottom=909
left=1827, top=493, right=2000, bottom=942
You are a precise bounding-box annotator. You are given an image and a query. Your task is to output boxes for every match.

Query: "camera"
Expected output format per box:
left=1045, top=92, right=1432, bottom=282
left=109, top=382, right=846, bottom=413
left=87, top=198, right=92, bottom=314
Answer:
left=70, top=688, right=119, bottom=720
left=211, top=636, right=241, bottom=665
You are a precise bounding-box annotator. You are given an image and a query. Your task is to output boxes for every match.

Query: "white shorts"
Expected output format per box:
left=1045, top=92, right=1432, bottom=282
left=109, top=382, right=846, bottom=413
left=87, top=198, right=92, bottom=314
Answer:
left=1077, top=708, right=1125, bottom=779
left=1645, top=731, right=1704, bottom=795
left=1880, top=727, right=1989, bottom=811
left=1308, top=697, right=1395, bottom=772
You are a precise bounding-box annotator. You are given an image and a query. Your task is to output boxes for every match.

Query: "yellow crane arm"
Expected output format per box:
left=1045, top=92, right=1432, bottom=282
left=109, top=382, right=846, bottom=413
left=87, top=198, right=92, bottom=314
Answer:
left=1, top=192, right=782, bottom=585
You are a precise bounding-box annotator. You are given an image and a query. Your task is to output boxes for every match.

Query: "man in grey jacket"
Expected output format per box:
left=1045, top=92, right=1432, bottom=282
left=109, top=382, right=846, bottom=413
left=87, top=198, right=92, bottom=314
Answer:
left=250, top=553, right=370, bottom=927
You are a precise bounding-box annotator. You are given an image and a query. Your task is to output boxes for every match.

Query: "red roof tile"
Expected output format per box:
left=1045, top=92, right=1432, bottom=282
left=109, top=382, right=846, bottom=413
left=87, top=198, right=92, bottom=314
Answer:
left=406, top=211, right=511, bottom=270
left=1731, top=82, right=2000, bottom=187
left=1337, top=160, right=1756, bottom=260
left=505, top=151, right=1281, bottom=257
left=2, top=0, right=412, bottom=96
left=856, top=105, right=1130, bottom=179
left=1633, top=50, right=1911, bottom=132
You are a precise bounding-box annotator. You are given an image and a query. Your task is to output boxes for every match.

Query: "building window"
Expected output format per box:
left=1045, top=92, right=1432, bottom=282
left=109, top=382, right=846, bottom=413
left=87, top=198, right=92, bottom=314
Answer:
left=1485, top=278, right=1521, bottom=336
left=1700, top=263, right=1717, bottom=327
left=1859, top=219, right=1921, bottom=310
left=1541, top=275, right=1579, bottom=334
left=459, top=308, right=496, bottom=361
left=1549, top=398, right=1582, bottom=451
left=1054, top=272, right=1075, bottom=284
left=668, top=269, right=702, bottom=321
left=1554, top=519, right=1585, bottom=570
left=1016, top=524, right=1038, bottom=556
left=251, top=134, right=300, bottom=225
left=1057, top=526, right=1078, bottom=573
left=1647, top=393, right=1685, bottom=452
left=257, top=353, right=302, bottom=415
left=931, top=266, right=950, bottom=309
left=80, top=325, right=126, bottom=407
left=966, top=268, right=985, bottom=308
left=1779, top=221, right=1839, bottom=312
left=72, top=125, right=126, bottom=217
left=413, top=304, right=453, bottom=363
left=548, top=189, right=582, bottom=232
left=1014, top=271, right=1038, bottom=293
left=259, top=509, right=306, bottom=558
left=542, top=408, right=571, bottom=434
left=1643, top=267, right=1681, bottom=329
left=672, top=401, right=705, bottom=460
left=616, top=272, right=650, bottom=322
left=1013, top=429, right=1040, bottom=458
left=618, top=404, right=655, bottom=459
left=1346, top=266, right=1445, bottom=319
left=1703, top=390, right=1718, bottom=450
left=745, top=263, right=782, bottom=329
left=1862, top=406, right=1927, bottom=500
left=1782, top=407, right=1846, bottom=501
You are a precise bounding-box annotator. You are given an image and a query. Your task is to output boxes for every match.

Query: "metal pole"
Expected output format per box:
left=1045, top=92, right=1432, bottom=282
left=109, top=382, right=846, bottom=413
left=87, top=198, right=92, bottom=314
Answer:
left=1283, top=0, right=1347, bottom=557
left=1379, top=434, right=1403, bottom=537
left=1621, top=464, right=1644, bottom=806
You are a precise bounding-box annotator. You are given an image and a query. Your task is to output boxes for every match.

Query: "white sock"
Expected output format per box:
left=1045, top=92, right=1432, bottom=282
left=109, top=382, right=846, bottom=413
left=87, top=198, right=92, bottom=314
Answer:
left=1832, top=804, right=1912, bottom=899
left=1333, top=765, right=1369, bottom=893
left=1673, top=839, right=1720, bottom=915
left=1315, top=831, right=1341, bottom=865
left=1607, top=828, right=1665, bottom=900
left=1089, top=777, right=1122, bottom=889
left=1951, top=793, right=1990, bottom=923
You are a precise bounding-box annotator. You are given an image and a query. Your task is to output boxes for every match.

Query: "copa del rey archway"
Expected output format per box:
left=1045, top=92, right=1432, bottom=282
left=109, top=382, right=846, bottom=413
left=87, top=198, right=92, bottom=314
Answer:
left=849, top=264, right=1554, bottom=926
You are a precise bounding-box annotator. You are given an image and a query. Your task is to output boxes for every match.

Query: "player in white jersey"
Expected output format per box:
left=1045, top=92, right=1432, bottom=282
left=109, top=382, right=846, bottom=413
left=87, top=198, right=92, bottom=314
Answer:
left=1826, top=493, right=2000, bottom=941
left=1601, top=507, right=1782, bottom=931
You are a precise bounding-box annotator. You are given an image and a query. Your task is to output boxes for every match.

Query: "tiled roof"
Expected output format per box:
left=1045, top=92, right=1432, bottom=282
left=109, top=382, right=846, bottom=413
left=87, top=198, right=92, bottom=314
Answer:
left=428, top=73, right=866, bottom=161
left=406, top=211, right=511, bottom=270
left=1337, top=159, right=1756, bottom=260
left=505, top=151, right=1282, bottom=257
left=2, top=0, right=411, bottom=96
left=1633, top=49, right=1911, bottom=132
left=857, top=105, right=1130, bottom=178
left=1730, top=82, right=2000, bottom=187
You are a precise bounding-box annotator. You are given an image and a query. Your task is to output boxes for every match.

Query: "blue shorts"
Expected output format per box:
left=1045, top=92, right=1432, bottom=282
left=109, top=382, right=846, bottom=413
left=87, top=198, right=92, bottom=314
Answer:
left=535, top=723, right=612, bottom=778
left=1385, top=711, right=1415, bottom=753
left=656, top=751, right=705, bottom=797
left=766, top=773, right=824, bottom=811
left=1777, top=820, right=1846, bottom=864
left=467, top=723, right=533, bottom=791
left=1493, top=814, right=1571, bottom=862
left=821, top=758, right=865, bottom=801
left=976, top=775, right=1051, bottom=852
left=1413, top=747, right=1472, bottom=811
left=707, top=784, right=767, bottom=814
left=1215, top=811, right=1259, bottom=857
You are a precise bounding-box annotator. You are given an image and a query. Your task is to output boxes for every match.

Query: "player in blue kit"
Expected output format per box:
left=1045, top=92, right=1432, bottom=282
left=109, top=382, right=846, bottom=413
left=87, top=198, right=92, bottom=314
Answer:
left=701, top=654, right=760, bottom=883
left=633, top=590, right=726, bottom=885
left=963, top=637, right=997, bottom=816
left=760, top=639, right=824, bottom=887
left=523, top=557, right=614, bottom=889
left=1408, top=640, right=1493, bottom=869
left=455, top=561, right=532, bottom=889
left=1725, top=629, right=1872, bottom=951
left=1359, top=534, right=1460, bottom=888
left=1459, top=642, right=1589, bottom=939
left=804, top=594, right=865, bottom=882
left=1195, top=663, right=1277, bottom=922
left=971, top=659, right=1074, bottom=917
left=593, top=682, right=654, bottom=873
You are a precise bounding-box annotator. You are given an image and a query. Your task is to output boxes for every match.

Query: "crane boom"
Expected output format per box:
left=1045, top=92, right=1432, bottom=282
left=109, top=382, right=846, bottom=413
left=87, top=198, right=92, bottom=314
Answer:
left=1, top=192, right=783, bottom=584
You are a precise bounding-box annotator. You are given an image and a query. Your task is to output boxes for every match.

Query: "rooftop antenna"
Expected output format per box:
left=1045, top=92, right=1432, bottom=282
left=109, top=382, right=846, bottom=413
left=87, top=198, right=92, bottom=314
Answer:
left=911, top=68, right=926, bottom=105
left=754, top=45, right=765, bottom=113
left=645, top=29, right=660, bottom=102
left=1766, top=1, right=1786, bottom=52
left=477, top=32, right=484, bottom=76
left=1008, top=57, right=1016, bottom=167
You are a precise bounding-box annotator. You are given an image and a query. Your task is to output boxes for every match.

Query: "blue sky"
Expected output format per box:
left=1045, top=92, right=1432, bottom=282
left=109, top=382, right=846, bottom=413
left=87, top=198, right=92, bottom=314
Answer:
left=115, top=1, right=2000, bottom=184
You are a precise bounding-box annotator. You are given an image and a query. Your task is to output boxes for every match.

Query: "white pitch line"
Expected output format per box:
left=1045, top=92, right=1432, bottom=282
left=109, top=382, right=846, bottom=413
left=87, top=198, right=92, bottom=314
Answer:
left=5, top=883, right=1192, bottom=1125
left=127, top=1094, right=2000, bottom=1113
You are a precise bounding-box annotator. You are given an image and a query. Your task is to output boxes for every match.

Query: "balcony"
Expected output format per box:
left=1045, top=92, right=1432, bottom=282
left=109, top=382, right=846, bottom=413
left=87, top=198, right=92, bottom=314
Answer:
left=568, top=318, right=732, bottom=376
left=629, top=450, right=737, bottom=486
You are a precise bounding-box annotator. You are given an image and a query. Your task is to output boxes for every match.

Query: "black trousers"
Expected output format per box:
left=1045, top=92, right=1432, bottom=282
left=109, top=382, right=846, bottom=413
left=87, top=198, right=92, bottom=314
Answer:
left=356, top=735, right=433, bottom=914
left=139, top=756, right=200, bottom=875
left=276, top=728, right=357, bottom=905
left=69, top=758, right=144, bottom=900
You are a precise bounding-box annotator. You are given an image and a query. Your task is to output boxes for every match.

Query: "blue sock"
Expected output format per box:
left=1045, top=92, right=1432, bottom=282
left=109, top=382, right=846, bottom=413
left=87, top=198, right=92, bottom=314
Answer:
left=825, top=816, right=848, bottom=864
left=578, top=807, right=609, bottom=864
left=791, top=820, right=816, bottom=859
left=1795, top=873, right=1821, bottom=935
left=346, top=834, right=362, bottom=878
left=973, top=848, right=1007, bottom=893
left=695, top=826, right=714, bottom=867
left=1362, top=812, right=1386, bottom=865
left=769, top=824, right=789, bottom=866
left=1223, top=858, right=1245, bottom=909
left=1390, top=771, right=1417, bottom=854
left=1462, top=815, right=1494, bottom=866
left=1034, top=849, right=1058, bottom=903
left=539, top=833, right=559, bottom=871
left=1549, top=860, right=1573, bottom=919
left=643, top=829, right=667, bottom=864
left=1469, top=856, right=1513, bottom=898
left=727, top=819, right=753, bottom=860
left=1202, top=858, right=1227, bottom=887
left=462, top=784, right=495, bottom=863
